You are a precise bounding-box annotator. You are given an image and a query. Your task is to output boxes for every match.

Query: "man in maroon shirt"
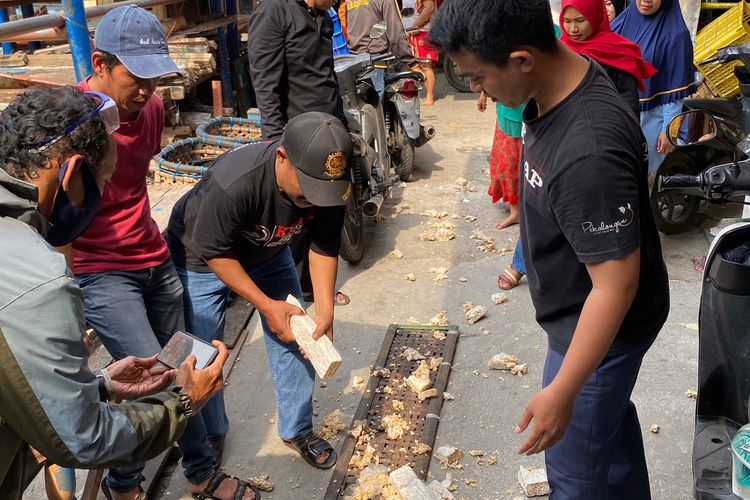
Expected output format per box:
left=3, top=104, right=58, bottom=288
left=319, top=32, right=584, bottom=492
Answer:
left=75, top=6, right=257, bottom=500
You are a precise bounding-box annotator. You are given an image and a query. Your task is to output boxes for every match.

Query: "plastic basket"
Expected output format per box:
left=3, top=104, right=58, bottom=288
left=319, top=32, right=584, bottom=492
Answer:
left=152, top=137, right=236, bottom=183
left=195, top=114, right=262, bottom=147
left=328, top=7, right=350, bottom=56
left=694, top=1, right=750, bottom=98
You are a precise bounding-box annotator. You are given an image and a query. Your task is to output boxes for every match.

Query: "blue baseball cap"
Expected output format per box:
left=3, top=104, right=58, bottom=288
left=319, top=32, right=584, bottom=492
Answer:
left=94, top=5, right=182, bottom=79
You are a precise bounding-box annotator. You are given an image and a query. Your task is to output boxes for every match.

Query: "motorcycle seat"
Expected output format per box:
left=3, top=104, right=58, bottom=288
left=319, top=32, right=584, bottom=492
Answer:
left=385, top=70, right=424, bottom=84
left=684, top=98, right=742, bottom=121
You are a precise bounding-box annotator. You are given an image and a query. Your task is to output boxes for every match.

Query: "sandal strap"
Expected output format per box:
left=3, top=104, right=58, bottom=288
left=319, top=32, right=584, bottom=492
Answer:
left=232, top=479, right=252, bottom=500
left=205, top=471, right=229, bottom=496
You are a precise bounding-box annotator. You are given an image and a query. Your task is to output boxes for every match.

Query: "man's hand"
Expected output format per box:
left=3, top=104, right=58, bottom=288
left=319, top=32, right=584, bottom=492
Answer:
left=176, top=341, right=229, bottom=411
left=106, top=355, right=176, bottom=402
left=656, top=131, right=675, bottom=154
left=299, top=313, right=335, bottom=360
left=312, top=313, right=334, bottom=342
left=261, top=300, right=304, bottom=344
left=477, top=91, right=488, bottom=112
left=514, top=384, right=575, bottom=455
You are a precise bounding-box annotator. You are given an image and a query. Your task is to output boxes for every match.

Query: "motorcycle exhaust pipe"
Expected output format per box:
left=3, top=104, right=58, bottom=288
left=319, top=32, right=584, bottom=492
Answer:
left=415, top=124, right=436, bottom=147
left=362, top=194, right=385, bottom=217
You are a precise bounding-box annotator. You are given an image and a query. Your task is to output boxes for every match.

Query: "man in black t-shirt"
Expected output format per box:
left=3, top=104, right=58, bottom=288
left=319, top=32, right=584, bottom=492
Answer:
left=430, top=1, right=668, bottom=498
left=248, top=0, right=350, bottom=307
left=167, top=112, right=352, bottom=471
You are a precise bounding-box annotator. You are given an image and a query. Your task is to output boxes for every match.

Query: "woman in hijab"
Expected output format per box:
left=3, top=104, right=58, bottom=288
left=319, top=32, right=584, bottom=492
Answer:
left=606, top=0, right=628, bottom=21
left=561, top=0, right=656, bottom=117
left=613, top=0, right=695, bottom=173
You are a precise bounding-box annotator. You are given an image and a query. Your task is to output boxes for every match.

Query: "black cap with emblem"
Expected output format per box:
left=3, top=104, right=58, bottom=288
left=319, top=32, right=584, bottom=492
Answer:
left=281, top=112, right=353, bottom=207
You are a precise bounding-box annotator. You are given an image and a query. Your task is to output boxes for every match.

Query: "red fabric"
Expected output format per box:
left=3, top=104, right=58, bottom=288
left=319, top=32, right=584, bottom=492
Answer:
left=560, top=0, right=656, bottom=91
left=488, top=123, right=521, bottom=205
left=73, top=78, right=169, bottom=274
left=409, top=31, right=439, bottom=62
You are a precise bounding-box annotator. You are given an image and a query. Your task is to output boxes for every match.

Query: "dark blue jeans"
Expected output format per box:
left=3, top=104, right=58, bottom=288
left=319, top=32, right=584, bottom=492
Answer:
left=78, top=259, right=215, bottom=491
left=176, top=247, right=315, bottom=442
left=512, top=239, right=526, bottom=275
left=543, top=342, right=652, bottom=499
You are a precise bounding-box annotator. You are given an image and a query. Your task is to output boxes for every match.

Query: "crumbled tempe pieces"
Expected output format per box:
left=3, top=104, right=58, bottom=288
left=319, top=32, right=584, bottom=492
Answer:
left=247, top=474, right=275, bottom=492
left=317, top=412, right=347, bottom=440
left=382, top=413, right=410, bottom=440
left=488, top=353, right=519, bottom=371
left=465, top=305, right=488, bottom=324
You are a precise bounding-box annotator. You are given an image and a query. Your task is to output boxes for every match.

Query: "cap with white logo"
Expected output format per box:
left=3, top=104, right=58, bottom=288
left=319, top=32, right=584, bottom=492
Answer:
left=94, top=5, right=182, bottom=79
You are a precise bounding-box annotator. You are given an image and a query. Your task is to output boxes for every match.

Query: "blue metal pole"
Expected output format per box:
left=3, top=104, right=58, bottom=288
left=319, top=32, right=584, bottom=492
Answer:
left=225, top=0, right=239, bottom=60
left=0, top=8, right=14, bottom=55
left=20, top=5, right=40, bottom=53
left=62, top=0, right=92, bottom=82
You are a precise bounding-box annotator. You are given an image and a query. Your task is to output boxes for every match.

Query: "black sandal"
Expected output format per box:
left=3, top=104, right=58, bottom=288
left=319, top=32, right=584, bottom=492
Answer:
left=191, top=471, right=261, bottom=500
left=283, top=431, right=338, bottom=469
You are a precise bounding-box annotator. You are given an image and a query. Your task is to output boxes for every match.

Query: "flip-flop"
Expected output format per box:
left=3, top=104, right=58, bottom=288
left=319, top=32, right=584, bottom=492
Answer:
left=334, top=291, right=350, bottom=306
left=497, top=266, right=522, bottom=290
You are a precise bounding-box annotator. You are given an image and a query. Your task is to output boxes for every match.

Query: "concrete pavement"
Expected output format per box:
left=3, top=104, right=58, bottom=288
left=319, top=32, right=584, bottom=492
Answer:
left=155, top=76, right=702, bottom=499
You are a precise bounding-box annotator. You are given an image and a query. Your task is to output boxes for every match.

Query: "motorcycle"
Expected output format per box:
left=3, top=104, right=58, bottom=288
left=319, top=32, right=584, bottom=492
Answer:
left=334, top=22, right=434, bottom=263
left=659, top=111, right=750, bottom=499
left=383, top=48, right=436, bottom=182
left=651, top=42, right=750, bottom=234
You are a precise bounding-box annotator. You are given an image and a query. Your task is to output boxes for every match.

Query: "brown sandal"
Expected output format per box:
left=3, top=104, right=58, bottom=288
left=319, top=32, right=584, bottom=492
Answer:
left=497, top=266, right=522, bottom=290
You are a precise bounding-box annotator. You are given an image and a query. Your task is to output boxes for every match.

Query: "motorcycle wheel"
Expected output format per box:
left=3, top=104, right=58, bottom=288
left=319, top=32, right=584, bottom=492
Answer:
left=340, top=183, right=366, bottom=264
left=443, top=56, right=472, bottom=93
left=650, top=152, right=702, bottom=234
left=393, top=124, right=415, bottom=181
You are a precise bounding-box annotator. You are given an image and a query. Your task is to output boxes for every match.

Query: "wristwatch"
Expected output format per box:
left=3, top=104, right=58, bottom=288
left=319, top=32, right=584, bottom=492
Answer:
left=95, top=372, right=113, bottom=402
left=172, top=386, right=194, bottom=418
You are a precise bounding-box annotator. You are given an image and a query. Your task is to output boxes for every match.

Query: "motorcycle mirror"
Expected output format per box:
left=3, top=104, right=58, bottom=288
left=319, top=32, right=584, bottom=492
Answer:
left=667, top=110, right=718, bottom=148
left=401, top=7, right=415, bottom=16
left=370, top=22, right=388, bottom=40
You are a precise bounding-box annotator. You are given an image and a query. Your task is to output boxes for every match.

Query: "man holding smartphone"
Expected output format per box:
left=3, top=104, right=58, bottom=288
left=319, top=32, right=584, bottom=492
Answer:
left=167, top=111, right=352, bottom=470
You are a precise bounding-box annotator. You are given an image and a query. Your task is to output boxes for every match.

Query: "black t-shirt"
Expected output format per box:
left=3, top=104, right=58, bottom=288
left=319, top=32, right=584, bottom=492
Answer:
left=166, top=141, right=344, bottom=272
left=520, top=61, right=669, bottom=356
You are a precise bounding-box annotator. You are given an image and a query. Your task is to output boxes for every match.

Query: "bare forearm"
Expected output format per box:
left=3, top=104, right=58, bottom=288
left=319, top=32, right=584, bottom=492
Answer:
left=206, top=255, right=272, bottom=312
left=413, top=3, right=434, bottom=29
left=308, top=251, right=338, bottom=321
left=550, top=251, right=641, bottom=397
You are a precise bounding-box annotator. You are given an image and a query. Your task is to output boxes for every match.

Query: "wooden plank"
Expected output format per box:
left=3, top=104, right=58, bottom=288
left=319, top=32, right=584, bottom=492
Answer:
left=212, top=80, right=222, bottom=117
left=223, top=293, right=254, bottom=349
left=156, top=85, right=186, bottom=101
left=285, top=295, right=342, bottom=379
left=0, top=53, right=28, bottom=68
left=25, top=53, right=73, bottom=67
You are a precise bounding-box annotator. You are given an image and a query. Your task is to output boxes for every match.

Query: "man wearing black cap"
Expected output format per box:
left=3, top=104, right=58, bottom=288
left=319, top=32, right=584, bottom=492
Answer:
left=167, top=111, right=352, bottom=472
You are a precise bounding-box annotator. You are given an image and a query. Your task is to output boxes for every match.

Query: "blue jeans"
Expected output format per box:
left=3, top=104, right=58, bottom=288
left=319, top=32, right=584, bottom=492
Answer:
left=640, top=100, right=684, bottom=174
left=367, top=67, right=385, bottom=97
left=543, top=342, right=652, bottom=499
left=176, top=247, right=314, bottom=441
left=511, top=239, right=526, bottom=275
left=78, top=259, right=214, bottom=490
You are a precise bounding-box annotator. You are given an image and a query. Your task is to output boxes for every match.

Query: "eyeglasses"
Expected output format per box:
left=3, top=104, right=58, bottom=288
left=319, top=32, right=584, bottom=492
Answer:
left=30, top=91, right=120, bottom=154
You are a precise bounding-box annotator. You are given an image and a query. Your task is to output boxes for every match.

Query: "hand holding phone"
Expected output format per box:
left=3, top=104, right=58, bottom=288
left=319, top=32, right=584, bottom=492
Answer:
left=158, top=331, right=219, bottom=370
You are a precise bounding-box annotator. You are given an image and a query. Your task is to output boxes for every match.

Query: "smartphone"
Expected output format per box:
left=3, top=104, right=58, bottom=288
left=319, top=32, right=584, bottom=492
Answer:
left=158, top=330, right=219, bottom=370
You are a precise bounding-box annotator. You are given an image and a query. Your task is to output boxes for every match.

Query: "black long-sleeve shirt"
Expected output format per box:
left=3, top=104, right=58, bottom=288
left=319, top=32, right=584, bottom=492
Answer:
left=603, top=64, right=640, bottom=119
left=248, top=0, right=345, bottom=140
